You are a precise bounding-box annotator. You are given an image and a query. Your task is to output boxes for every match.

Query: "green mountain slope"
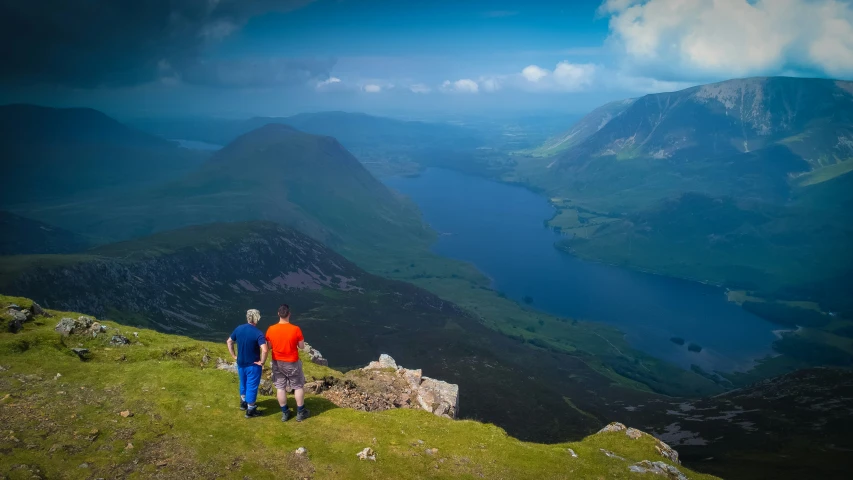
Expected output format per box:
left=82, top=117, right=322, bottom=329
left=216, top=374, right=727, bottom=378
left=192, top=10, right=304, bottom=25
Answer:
left=0, top=295, right=718, bottom=480
left=0, top=211, right=90, bottom=254
left=0, top=104, right=209, bottom=206
left=12, top=124, right=432, bottom=256
left=528, top=98, right=636, bottom=157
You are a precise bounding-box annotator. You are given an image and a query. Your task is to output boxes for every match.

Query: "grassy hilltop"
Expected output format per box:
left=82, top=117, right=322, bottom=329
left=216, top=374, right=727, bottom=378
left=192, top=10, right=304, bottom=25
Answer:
left=0, top=295, right=715, bottom=480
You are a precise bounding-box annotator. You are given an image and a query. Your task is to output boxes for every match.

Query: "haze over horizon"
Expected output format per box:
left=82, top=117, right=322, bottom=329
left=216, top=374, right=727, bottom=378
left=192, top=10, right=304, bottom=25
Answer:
left=3, top=0, right=853, bottom=119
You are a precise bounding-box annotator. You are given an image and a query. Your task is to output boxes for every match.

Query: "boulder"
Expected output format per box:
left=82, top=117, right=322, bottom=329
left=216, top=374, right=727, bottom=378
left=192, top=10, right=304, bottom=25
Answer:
left=55, top=317, right=81, bottom=336
left=7, top=309, right=28, bottom=323
left=31, top=302, right=48, bottom=317
left=417, top=377, right=459, bottom=419
left=628, top=460, right=688, bottom=480
left=626, top=427, right=644, bottom=440
left=654, top=442, right=680, bottom=465
left=363, top=353, right=398, bottom=371
left=8, top=316, right=23, bottom=334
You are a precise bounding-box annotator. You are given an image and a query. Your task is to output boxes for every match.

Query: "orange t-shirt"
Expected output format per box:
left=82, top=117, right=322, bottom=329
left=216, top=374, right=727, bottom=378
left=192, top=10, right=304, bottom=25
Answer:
left=265, top=322, right=304, bottom=363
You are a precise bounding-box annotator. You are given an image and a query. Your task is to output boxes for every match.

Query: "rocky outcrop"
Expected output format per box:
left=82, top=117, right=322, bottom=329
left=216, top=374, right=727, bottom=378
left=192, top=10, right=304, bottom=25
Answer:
left=301, top=342, right=328, bottom=366
left=55, top=316, right=107, bottom=337
left=305, top=354, right=459, bottom=419
left=597, top=422, right=680, bottom=465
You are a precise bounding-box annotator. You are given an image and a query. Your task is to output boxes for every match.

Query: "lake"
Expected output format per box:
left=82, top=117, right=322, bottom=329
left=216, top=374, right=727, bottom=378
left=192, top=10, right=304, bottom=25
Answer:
left=384, top=168, right=781, bottom=373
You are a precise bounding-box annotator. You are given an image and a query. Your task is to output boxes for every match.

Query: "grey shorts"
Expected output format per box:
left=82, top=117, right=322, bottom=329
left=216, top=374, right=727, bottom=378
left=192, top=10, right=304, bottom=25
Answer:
left=271, top=359, right=306, bottom=392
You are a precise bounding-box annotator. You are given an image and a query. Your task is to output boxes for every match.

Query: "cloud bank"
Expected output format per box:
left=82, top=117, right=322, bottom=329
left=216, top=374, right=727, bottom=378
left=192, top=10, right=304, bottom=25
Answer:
left=599, top=0, right=853, bottom=80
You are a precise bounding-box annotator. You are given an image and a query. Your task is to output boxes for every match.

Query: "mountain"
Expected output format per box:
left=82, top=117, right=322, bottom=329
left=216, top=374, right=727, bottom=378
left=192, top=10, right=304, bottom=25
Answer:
left=516, top=77, right=853, bottom=312
left=0, top=104, right=209, bottom=206
left=522, top=77, right=853, bottom=211
left=11, top=123, right=432, bottom=256
left=0, top=211, right=90, bottom=255
left=529, top=98, right=636, bottom=157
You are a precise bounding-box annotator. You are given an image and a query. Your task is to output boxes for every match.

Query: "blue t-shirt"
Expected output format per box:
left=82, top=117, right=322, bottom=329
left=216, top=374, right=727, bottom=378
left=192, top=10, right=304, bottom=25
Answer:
left=230, top=323, right=266, bottom=367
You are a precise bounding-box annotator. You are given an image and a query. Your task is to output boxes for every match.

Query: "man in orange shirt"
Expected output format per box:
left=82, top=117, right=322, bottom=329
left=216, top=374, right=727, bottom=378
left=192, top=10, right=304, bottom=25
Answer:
left=265, top=304, right=310, bottom=422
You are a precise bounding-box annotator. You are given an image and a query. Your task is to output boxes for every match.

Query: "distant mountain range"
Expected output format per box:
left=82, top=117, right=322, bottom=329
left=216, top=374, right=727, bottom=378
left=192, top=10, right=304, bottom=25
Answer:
left=0, top=104, right=208, bottom=205
left=518, top=76, right=853, bottom=313
left=7, top=116, right=430, bottom=256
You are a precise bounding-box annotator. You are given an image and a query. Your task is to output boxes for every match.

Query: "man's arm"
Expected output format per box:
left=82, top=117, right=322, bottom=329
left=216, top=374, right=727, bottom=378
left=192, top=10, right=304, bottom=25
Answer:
left=226, top=337, right=237, bottom=360
left=297, top=340, right=305, bottom=350
left=256, top=343, right=269, bottom=366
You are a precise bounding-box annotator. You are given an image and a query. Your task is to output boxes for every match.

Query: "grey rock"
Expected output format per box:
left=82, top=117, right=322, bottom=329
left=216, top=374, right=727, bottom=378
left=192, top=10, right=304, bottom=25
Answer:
left=8, top=317, right=24, bottom=334
left=626, top=427, right=644, bottom=440
left=8, top=304, right=22, bottom=311
left=7, top=309, right=28, bottom=323
left=55, top=317, right=80, bottom=336
left=215, top=357, right=238, bottom=374
left=655, top=442, right=681, bottom=465
left=31, top=302, right=48, bottom=317
left=356, top=447, right=376, bottom=461
left=71, top=348, right=89, bottom=359
left=294, top=447, right=307, bottom=456
left=418, top=376, right=459, bottom=419
left=628, top=460, right=688, bottom=480
left=301, top=342, right=329, bottom=366
left=109, top=335, right=130, bottom=346
left=598, top=422, right=627, bottom=433
left=567, top=448, right=578, bottom=458
left=77, top=316, right=94, bottom=329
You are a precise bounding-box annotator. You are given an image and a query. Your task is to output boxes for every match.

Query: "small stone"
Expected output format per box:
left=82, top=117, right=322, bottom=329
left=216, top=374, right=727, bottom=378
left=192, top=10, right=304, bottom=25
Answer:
left=120, top=410, right=133, bottom=418
left=156, top=460, right=168, bottom=467
left=425, top=448, right=439, bottom=456
left=79, top=463, right=89, bottom=469
left=133, top=332, right=139, bottom=338
left=295, top=447, right=307, bottom=456
left=110, top=335, right=130, bottom=346
left=600, top=449, right=626, bottom=461
left=567, top=448, right=578, bottom=458
left=71, top=348, right=89, bottom=359
left=54, top=373, right=62, bottom=380
left=1, top=394, right=10, bottom=401
left=626, top=428, right=644, bottom=440
left=125, top=442, right=134, bottom=450
left=356, top=447, right=376, bottom=461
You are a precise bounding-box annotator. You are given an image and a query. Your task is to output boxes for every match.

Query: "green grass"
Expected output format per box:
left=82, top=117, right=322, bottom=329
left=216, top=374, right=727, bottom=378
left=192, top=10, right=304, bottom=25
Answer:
left=0, top=295, right=717, bottom=479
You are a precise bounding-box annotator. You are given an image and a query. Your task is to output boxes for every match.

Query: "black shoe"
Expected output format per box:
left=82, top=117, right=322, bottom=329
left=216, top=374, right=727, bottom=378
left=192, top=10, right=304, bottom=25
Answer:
left=240, top=401, right=248, bottom=411
left=296, top=408, right=310, bottom=422
left=281, top=409, right=291, bottom=422
left=245, top=407, right=262, bottom=418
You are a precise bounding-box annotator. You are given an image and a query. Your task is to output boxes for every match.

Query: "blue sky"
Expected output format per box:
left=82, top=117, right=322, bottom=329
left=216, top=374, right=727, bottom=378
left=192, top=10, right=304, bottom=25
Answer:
left=3, top=0, right=853, bottom=118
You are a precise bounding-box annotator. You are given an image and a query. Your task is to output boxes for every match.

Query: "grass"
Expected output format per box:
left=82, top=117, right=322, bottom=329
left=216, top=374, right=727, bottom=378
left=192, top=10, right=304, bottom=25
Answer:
left=0, top=295, right=717, bottom=479
left=797, top=159, right=853, bottom=186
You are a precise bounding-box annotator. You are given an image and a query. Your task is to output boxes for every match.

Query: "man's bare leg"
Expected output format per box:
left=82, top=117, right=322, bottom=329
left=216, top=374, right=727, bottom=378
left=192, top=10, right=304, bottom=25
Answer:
left=294, top=387, right=305, bottom=408
left=277, top=388, right=288, bottom=408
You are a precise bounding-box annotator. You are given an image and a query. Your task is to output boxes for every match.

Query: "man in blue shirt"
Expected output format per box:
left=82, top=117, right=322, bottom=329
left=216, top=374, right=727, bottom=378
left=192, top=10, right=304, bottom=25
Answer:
left=226, top=309, right=268, bottom=418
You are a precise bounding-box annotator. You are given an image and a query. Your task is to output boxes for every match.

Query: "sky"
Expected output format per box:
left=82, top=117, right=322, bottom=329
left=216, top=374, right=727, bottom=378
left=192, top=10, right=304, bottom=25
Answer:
left=1, top=0, right=852, bottom=119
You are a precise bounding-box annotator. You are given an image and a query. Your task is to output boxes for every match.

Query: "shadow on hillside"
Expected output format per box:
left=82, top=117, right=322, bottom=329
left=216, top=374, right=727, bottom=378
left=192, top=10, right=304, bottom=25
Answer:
left=256, top=396, right=339, bottom=417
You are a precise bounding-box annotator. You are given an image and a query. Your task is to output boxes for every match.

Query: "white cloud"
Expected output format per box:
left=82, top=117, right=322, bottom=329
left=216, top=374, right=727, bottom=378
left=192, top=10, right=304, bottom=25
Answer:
left=409, top=83, right=431, bottom=93
left=363, top=84, right=382, bottom=93
left=522, top=65, right=549, bottom=82
left=600, top=0, right=853, bottom=79
left=552, top=62, right=597, bottom=91
left=316, top=76, right=341, bottom=89
left=514, top=62, right=598, bottom=92
left=441, top=79, right=480, bottom=93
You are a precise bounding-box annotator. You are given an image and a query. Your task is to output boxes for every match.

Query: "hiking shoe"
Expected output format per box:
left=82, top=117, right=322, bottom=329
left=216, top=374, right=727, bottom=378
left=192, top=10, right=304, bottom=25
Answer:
left=245, top=407, right=262, bottom=418
left=240, top=401, right=248, bottom=411
left=296, top=408, right=310, bottom=422
left=281, top=409, right=291, bottom=422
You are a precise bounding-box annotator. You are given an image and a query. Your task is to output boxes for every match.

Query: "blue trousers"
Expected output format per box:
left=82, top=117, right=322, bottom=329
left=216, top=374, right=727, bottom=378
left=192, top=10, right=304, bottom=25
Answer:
left=238, top=364, right=262, bottom=404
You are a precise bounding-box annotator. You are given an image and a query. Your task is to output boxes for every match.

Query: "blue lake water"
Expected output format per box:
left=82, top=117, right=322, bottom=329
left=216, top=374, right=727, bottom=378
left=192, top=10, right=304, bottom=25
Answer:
left=384, top=168, right=781, bottom=373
